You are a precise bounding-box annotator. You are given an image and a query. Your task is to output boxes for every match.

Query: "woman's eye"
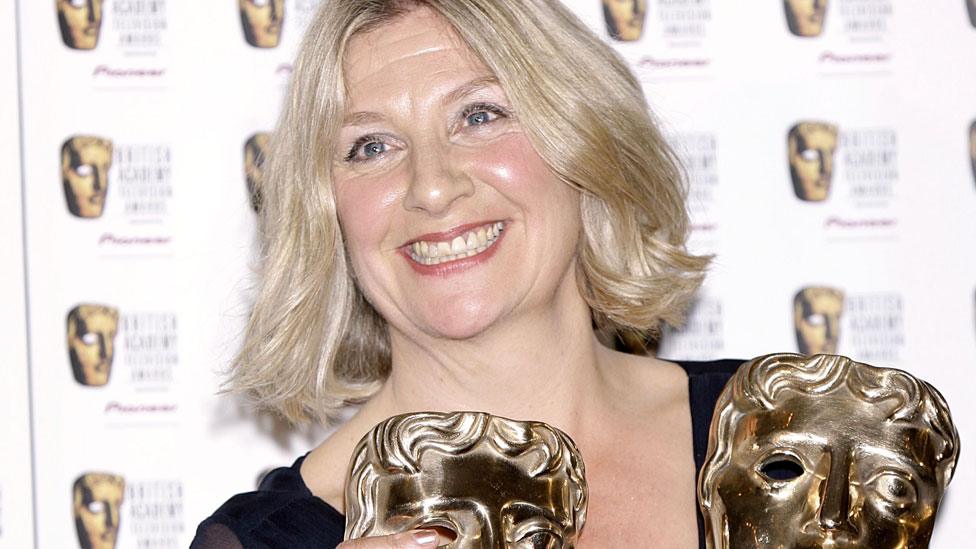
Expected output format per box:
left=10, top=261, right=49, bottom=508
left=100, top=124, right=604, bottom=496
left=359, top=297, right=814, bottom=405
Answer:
left=344, top=136, right=389, bottom=163
left=460, top=103, right=507, bottom=128
left=362, top=142, right=386, bottom=158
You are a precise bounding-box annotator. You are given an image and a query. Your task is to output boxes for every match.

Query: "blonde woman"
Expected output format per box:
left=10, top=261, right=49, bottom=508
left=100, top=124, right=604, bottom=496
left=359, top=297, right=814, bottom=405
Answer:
left=192, top=1, right=738, bottom=547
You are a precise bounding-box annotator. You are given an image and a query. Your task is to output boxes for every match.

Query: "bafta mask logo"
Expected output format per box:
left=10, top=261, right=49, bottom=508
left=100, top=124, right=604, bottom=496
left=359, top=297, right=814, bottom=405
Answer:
left=699, top=353, right=959, bottom=549
left=239, top=0, right=284, bottom=48
left=784, top=0, right=828, bottom=37
left=345, top=412, right=588, bottom=547
left=62, top=136, right=113, bottom=218
left=67, top=304, right=119, bottom=387
left=244, top=133, right=270, bottom=212
left=73, top=473, right=126, bottom=549
left=793, top=287, right=843, bottom=355
left=57, top=0, right=104, bottom=50
left=602, top=0, right=648, bottom=42
left=788, top=121, right=838, bottom=202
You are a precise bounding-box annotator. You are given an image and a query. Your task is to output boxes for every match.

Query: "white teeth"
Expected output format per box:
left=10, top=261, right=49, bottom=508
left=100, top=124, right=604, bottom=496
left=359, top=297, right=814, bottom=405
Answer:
left=407, top=221, right=505, bottom=265
left=451, top=236, right=466, bottom=254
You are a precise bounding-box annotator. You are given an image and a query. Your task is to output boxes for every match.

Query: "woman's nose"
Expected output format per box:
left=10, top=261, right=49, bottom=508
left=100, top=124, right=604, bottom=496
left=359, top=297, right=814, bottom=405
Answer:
left=402, top=143, right=475, bottom=216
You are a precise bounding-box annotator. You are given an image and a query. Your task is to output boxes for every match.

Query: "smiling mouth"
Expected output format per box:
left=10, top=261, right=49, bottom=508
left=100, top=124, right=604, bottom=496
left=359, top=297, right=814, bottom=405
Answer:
left=407, top=221, right=504, bottom=266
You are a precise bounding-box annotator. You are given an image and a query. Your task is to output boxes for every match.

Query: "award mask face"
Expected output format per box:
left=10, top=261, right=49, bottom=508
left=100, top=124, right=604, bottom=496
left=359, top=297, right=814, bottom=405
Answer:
left=73, top=473, right=125, bottom=549
left=788, top=122, right=838, bottom=202
left=699, top=354, right=959, bottom=549
left=784, top=0, right=828, bottom=37
left=793, top=287, right=844, bottom=355
left=239, top=0, right=284, bottom=48
left=67, top=304, right=119, bottom=387
left=61, top=136, right=113, bottom=218
left=345, top=412, right=588, bottom=548
left=602, top=0, right=647, bottom=42
left=57, top=0, right=104, bottom=50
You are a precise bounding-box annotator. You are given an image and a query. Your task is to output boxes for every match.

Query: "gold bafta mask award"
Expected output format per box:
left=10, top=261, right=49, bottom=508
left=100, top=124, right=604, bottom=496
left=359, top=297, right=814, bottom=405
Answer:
left=345, top=412, right=588, bottom=548
left=784, top=0, right=828, bottom=37
left=699, top=353, right=959, bottom=549
left=239, top=0, right=284, bottom=48
left=788, top=122, right=838, bottom=202
left=57, top=0, right=104, bottom=50
left=67, top=304, right=120, bottom=387
left=602, top=0, right=647, bottom=42
left=62, top=135, right=113, bottom=218
left=793, top=286, right=844, bottom=355
left=73, top=472, right=125, bottom=549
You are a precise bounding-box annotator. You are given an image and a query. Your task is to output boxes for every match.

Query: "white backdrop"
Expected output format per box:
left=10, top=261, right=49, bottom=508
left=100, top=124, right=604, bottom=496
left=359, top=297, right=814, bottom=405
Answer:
left=6, top=0, right=975, bottom=547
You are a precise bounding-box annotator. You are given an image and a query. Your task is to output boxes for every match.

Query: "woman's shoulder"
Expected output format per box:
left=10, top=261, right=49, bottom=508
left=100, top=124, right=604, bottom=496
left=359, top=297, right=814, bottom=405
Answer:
left=189, top=455, right=345, bottom=549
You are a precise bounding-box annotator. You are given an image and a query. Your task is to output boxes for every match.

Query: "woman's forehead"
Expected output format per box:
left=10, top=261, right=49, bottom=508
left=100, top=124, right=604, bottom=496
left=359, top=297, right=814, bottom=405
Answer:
left=342, top=8, right=497, bottom=112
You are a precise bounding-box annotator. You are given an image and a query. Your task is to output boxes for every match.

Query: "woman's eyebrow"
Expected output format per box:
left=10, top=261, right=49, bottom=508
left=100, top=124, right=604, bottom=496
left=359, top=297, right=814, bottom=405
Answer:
left=342, top=111, right=385, bottom=127
left=441, top=75, right=501, bottom=106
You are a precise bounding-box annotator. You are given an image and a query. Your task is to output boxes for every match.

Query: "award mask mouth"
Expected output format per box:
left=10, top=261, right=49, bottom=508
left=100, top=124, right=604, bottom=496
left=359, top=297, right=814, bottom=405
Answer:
left=344, top=411, right=588, bottom=548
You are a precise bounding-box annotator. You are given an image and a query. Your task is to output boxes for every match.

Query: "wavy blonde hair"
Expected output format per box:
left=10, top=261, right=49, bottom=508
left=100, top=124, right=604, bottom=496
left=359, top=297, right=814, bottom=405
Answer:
left=230, top=0, right=709, bottom=424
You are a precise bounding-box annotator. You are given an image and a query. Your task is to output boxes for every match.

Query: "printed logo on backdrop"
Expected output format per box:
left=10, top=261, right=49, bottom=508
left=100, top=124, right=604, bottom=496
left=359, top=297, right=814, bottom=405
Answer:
left=68, top=304, right=179, bottom=388
left=57, top=1, right=169, bottom=86
left=672, top=132, right=719, bottom=235
left=783, top=0, right=895, bottom=71
left=242, top=1, right=324, bottom=77
left=786, top=120, right=899, bottom=235
left=793, top=286, right=904, bottom=363
left=658, top=295, right=724, bottom=360
left=60, top=136, right=175, bottom=250
left=73, top=472, right=124, bottom=549
left=240, top=0, right=284, bottom=48
left=72, top=473, right=183, bottom=549
left=602, top=0, right=714, bottom=80
left=62, top=136, right=113, bottom=219
left=244, top=132, right=270, bottom=213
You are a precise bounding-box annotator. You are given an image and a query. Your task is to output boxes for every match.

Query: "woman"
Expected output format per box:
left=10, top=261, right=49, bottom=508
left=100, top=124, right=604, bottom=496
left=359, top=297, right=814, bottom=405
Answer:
left=193, top=0, right=737, bottom=547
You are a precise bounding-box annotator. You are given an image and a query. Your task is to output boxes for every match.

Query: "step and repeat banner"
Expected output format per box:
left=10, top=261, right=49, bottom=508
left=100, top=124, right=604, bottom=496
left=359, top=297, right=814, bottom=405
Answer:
left=7, top=0, right=975, bottom=547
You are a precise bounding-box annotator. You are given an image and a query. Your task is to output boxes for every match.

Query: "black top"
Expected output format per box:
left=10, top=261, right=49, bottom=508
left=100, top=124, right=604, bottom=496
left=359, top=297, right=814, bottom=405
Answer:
left=190, top=359, right=741, bottom=549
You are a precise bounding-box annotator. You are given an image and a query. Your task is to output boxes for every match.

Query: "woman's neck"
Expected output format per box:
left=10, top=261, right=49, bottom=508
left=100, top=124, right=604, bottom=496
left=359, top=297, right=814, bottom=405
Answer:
left=359, top=284, right=614, bottom=435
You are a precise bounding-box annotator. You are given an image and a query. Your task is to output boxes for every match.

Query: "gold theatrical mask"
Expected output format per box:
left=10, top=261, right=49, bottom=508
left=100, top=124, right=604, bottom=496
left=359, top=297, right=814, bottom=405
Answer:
left=784, top=0, right=828, bottom=37
left=345, top=412, right=588, bottom=548
left=602, top=0, right=647, bottom=42
left=239, top=0, right=284, bottom=48
left=788, top=122, right=838, bottom=202
left=67, top=304, right=119, bottom=387
left=699, top=353, right=959, bottom=549
left=62, top=136, right=113, bottom=218
left=73, top=473, right=126, bottom=549
left=243, top=133, right=270, bottom=213
left=794, top=287, right=844, bottom=356
left=57, top=0, right=104, bottom=50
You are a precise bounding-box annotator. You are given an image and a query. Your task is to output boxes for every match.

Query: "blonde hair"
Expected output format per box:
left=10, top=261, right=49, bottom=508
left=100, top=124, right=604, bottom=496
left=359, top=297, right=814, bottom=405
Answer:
left=230, top=0, right=709, bottom=424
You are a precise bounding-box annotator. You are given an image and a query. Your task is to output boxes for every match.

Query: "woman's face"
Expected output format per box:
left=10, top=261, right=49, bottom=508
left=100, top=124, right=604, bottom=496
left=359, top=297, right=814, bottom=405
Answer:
left=333, top=8, right=582, bottom=342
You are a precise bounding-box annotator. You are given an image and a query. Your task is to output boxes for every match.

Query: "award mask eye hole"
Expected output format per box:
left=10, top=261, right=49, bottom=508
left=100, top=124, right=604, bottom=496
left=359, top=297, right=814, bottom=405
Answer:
left=516, top=530, right=561, bottom=549
left=758, top=455, right=805, bottom=482
left=867, top=471, right=917, bottom=510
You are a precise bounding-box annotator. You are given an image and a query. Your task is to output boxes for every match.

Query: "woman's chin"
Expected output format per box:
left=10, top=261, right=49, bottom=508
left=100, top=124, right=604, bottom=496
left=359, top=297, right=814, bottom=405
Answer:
left=410, top=300, right=506, bottom=342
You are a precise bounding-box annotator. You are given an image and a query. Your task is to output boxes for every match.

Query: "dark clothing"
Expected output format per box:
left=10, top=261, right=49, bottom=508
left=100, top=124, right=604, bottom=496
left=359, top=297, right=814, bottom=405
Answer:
left=191, top=359, right=741, bottom=549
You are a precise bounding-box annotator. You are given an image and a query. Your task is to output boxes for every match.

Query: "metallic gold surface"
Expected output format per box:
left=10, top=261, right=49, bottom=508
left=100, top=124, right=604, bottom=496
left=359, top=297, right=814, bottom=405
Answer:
left=345, top=412, right=587, bottom=548
left=699, top=353, right=959, bottom=549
